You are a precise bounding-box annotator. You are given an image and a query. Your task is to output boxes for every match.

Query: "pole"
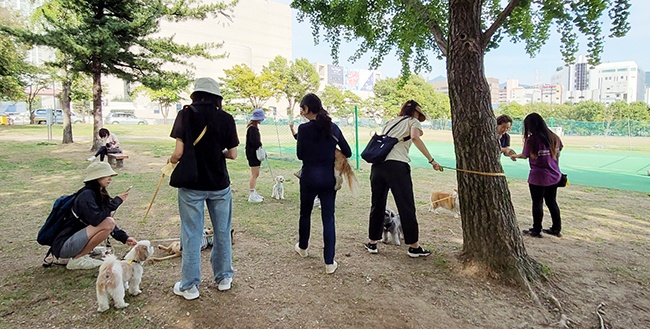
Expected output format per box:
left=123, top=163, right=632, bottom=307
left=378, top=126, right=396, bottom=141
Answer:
left=354, top=105, right=359, bottom=170
left=272, top=106, right=283, bottom=157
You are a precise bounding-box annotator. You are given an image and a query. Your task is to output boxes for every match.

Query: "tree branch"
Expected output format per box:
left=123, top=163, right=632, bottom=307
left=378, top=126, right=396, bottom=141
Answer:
left=482, top=0, right=523, bottom=49
left=404, top=0, right=448, bottom=56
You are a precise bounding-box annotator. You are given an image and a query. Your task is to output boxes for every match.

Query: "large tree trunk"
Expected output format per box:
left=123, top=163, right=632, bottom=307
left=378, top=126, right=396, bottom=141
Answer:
left=61, top=79, right=74, bottom=144
left=91, top=57, right=103, bottom=152
left=447, top=0, right=539, bottom=285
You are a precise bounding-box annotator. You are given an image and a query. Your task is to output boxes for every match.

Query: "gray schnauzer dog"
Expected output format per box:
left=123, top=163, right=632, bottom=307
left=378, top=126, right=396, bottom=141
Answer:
left=382, top=208, right=403, bottom=246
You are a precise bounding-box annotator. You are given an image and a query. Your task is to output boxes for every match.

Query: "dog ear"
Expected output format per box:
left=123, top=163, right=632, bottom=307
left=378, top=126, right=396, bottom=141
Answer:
left=134, top=245, right=148, bottom=261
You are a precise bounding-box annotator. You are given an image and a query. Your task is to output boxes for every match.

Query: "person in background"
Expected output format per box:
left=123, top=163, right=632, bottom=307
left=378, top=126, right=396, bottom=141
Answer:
left=88, top=128, right=122, bottom=162
left=52, top=161, right=137, bottom=270
left=168, top=77, right=239, bottom=300
left=364, top=100, right=442, bottom=258
left=497, top=114, right=517, bottom=157
left=510, top=112, right=563, bottom=238
left=294, top=93, right=352, bottom=274
left=246, top=109, right=266, bottom=203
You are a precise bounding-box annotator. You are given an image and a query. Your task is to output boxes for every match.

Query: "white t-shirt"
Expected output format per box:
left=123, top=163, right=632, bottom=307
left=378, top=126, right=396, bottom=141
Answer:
left=381, top=116, right=421, bottom=163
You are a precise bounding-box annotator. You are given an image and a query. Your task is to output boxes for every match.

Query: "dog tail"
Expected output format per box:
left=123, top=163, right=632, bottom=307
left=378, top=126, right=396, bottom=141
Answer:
left=97, top=255, right=119, bottom=294
left=340, top=157, right=359, bottom=196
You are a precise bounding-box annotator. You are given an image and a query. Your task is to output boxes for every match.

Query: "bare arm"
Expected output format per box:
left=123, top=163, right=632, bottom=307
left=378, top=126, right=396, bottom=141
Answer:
left=168, top=138, right=184, bottom=164
left=223, top=147, right=237, bottom=160
left=410, top=126, right=442, bottom=171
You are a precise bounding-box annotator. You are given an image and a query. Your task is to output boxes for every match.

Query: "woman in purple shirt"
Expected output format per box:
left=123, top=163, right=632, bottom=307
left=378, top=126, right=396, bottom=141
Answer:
left=511, top=113, right=563, bottom=238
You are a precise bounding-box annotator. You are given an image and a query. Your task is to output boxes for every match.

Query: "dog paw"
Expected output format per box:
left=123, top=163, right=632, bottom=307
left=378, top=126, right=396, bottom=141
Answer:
left=97, top=306, right=109, bottom=313
left=115, top=302, right=129, bottom=309
left=130, top=289, right=142, bottom=296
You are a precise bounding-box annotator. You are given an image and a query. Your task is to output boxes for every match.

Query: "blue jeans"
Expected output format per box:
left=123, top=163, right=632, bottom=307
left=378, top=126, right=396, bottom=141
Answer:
left=177, top=186, right=233, bottom=291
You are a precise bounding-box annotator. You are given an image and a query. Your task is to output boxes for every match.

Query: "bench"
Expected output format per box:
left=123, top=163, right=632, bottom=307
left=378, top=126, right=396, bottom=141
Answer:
left=107, top=153, right=129, bottom=168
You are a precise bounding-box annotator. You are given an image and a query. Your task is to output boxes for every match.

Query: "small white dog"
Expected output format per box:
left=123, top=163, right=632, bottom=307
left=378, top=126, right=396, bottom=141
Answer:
left=382, top=208, right=403, bottom=246
left=272, top=175, right=285, bottom=200
left=96, top=240, right=154, bottom=312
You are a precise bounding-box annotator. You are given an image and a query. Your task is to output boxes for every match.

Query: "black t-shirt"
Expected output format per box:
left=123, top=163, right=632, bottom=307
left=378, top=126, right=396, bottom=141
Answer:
left=170, top=103, right=239, bottom=191
left=500, top=133, right=510, bottom=148
left=245, top=125, right=262, bottom=151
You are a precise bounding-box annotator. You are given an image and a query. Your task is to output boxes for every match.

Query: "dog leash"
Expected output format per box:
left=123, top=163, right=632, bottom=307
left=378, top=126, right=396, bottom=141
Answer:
left=440, top=165, right=506, bottom=177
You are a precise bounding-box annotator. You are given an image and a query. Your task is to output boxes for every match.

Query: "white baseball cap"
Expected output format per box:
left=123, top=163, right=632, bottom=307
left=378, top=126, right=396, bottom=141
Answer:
left=192, top=77, right=222, bottom=97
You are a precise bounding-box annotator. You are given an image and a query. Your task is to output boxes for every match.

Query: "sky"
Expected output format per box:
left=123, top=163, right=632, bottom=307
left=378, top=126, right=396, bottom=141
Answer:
left=284, top=0, right=650, bottom=85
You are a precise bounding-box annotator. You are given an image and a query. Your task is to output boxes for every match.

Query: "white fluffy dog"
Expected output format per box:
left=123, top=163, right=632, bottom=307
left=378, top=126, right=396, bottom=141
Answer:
left=272, top=175, right=285, bottom=200
left=96, top=240, right=154, bottom=312
left=382, top=208, right=403, bottom=246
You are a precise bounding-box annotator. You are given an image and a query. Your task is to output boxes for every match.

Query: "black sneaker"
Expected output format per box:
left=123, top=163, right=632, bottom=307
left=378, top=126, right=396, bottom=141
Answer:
left=542, top=229, right=562, bottom=237
left=522, top=229, right=542, bottom=238
left=364, top=243, right=378, bottom=254
left=407, top=246, right=431, bottom=258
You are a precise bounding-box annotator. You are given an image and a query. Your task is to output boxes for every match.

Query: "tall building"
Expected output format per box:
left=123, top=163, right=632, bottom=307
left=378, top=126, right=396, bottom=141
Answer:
left=592, top=61, right=646, bottom=104
left=104, top=0, right=293, bottom=119
left=550, top=55, right=591, bottom=103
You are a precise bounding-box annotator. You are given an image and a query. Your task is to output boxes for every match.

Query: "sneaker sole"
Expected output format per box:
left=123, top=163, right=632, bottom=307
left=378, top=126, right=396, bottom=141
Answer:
left=407, top=252, right=431, bottom=258
left=173, top=283, right=200, bottom=300
left=363, top=244, right=378, bottom=254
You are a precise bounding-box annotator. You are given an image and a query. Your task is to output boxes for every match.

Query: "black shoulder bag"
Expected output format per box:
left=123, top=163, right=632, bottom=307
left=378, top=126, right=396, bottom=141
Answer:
left=361, top=117, right=411, bottom=164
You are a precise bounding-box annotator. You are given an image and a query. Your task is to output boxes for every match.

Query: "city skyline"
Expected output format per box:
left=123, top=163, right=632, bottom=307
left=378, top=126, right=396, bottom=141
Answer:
left=286, top=0, right=650, bottom=86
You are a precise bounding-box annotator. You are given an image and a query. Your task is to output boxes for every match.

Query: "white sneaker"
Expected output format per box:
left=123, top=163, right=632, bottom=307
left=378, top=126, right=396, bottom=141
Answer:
left=254, top=191, right=264, bottom=200
left=173, top=282, right=200, bottom=300
left=248, top=193, right=263, bottom=203
left=314, top=197, right=321, bottom=208
left=325, top=261, right=338, bottom=274
left=294, top=243, right=308, bottom=257
left=66, top=255, right=103, bottom=270
left=217, top=277, right=232, bottom=291
left=87, top=155, right=97, bottom=162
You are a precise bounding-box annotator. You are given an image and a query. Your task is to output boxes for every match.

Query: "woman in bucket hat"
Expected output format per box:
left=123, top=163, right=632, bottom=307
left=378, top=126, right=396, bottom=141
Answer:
left=168, top=77, right=239, bottom=300
left=245, top=108, right=266, bottom=203
left=51, top=161, right=137, bottom=270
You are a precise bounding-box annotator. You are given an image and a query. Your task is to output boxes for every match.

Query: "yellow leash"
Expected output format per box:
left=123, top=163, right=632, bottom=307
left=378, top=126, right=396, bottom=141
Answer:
left=440, top=165, right=506, bottom=177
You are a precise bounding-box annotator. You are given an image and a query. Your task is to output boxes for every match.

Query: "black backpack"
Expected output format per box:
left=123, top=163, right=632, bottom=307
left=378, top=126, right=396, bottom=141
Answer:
left=38, top=189, right=84, bottom=266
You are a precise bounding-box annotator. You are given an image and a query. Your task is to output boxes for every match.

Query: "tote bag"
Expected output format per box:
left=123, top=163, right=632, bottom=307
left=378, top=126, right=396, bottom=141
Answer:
left=361, top=117, right=411, bottom=164
left=256, top=146, right=267, bottom=161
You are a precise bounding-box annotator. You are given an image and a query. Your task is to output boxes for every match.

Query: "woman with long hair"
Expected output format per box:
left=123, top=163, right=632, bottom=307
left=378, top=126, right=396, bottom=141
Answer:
left=87, top=128, right=122, bottom=162
left=245, top=109, right=266, bottom=203
left=294, top=93, right=352, bottom=274
left=511, top=112, right=564, bottom=238
left=363, top=100, right=442, bottom=257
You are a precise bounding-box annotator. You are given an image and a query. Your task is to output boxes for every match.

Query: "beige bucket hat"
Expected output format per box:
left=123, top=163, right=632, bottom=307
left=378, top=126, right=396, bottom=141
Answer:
left=84, top=162, right=118, bottom=182
left=191, top=77, right=222, bottom=97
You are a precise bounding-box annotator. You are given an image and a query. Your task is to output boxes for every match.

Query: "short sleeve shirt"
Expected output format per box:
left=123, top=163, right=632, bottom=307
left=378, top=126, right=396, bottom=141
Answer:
left=522, top=138, right=563, bottom=186
left=382, top=116, right=421, bottom=163
left=170, top=103, right=239, bottom=191
left=500, top=133, right=510, bottom=148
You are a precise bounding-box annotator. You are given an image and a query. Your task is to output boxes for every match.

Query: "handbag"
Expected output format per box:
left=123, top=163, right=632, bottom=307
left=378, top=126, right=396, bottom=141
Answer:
left=170, top=106, right=207, bottom=188
left=256, top=146, right=267, bottom=161
left=557, top=173, right=568, bottom=187
left=361, top=117, right=411, bottom=164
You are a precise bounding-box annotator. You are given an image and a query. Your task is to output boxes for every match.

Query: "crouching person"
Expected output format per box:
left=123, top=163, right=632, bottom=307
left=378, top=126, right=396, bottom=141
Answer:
left=52, top=162, right=138, bottom=270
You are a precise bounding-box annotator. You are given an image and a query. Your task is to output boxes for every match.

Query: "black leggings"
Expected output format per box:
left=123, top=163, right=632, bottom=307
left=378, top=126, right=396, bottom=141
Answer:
left=94, top=145, right=121, bottom=161
left=528, top=184, right=561, bottom=233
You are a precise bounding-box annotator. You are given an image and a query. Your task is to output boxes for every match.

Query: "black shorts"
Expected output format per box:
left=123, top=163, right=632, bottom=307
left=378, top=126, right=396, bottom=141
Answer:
left=246, top=149, right=261, bottom=167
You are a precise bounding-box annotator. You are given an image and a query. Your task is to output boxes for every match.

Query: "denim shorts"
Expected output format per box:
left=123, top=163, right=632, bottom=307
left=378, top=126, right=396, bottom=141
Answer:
left=59, top=228, right=90, bottom=258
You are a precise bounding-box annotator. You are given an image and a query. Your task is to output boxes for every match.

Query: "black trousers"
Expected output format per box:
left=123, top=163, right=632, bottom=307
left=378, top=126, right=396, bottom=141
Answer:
left=94, top=145, right=121, bottom=161
left=369, top=160, right=419, bottom=245
left=528, top=183, right=562, bottom=233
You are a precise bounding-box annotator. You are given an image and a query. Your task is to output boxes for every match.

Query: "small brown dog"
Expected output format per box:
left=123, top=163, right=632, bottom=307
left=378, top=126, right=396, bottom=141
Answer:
left=149, top=229, right=235, bottom=263
left=334, top=149, right=358, bottom=195
left=429, top=189, right=460, bottom=218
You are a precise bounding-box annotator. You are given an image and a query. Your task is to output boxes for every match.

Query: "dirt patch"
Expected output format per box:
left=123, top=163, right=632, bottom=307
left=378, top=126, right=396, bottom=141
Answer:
left=0, top=140, right=649, bottom=329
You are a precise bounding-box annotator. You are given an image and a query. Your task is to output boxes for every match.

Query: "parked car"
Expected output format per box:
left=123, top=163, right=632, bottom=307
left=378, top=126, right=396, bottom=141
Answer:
left=34, top=109, right=84, bottom=124
left=105, top=112, right=147, bottom=125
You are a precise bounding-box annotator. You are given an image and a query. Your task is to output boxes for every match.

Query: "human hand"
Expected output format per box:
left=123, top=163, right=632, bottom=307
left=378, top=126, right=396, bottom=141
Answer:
left=125, top=237, right=137, bottom=246
left=117, top=189, right=130, bottom=201
left=289, top=121, right=294, bottom=128
left=431, top=161, right=443, bottom=172
left=509, top=154, right=518, bottom=161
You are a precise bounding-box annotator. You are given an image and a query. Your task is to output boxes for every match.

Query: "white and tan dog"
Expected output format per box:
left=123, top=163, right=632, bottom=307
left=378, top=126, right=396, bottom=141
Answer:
left=272, top=175, right=285, bottom=200
left=382, top=208, right=403, bottom=246
left=429, top=189, right=460, bottom=218
left=96, top=240, right=154, bottom=312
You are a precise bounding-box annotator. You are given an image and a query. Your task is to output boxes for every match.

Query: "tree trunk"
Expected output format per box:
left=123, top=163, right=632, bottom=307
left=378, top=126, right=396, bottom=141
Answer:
left=61, top=79, right=74, bottom=144
left=447, top=0, right=539, bottom=285
left=91, top=57, right=103, bottom=152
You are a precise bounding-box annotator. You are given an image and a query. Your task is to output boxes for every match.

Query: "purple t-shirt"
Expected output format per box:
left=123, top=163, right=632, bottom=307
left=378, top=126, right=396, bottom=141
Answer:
left=522, top=139, right=563, bottom=186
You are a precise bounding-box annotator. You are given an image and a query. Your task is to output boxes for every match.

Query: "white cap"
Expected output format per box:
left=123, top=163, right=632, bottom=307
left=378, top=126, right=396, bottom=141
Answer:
left=192, top=77, right=222, bottom=97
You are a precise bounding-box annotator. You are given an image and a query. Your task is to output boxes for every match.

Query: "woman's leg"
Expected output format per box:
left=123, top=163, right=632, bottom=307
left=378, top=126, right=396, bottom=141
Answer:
left=385, top=162, right=418, bottom=246
left=177, top=188, right=206, bottom=290
left=249, top=166, right=260, bottom=190
left=543, top=185, right=561, bottom=232
left=528, top=184, right=545, bottom=233
left=298, top=182, right=318, bottom=250
left=206, top=186, right=234, bottom=283
left=75, top=217, right=115, bottom=258
left=319, top=188, right=337, bottom=265
left=369, top=164, right=390, bottom=242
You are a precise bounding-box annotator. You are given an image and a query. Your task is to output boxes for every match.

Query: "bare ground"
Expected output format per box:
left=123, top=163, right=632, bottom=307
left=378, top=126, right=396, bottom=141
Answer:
left=0, top=139, right=649, bottom=329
